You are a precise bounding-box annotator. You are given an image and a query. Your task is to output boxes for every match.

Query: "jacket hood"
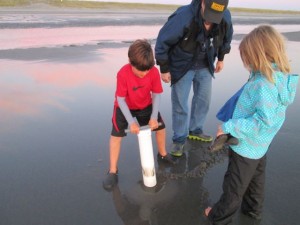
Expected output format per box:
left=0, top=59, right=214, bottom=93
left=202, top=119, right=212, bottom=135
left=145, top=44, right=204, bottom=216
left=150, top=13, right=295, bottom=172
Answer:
left=191, top=0, right=201, bottom=15
left=191, top=0, right=201, bottom=7
left=275, top=73, right=299, bottom=106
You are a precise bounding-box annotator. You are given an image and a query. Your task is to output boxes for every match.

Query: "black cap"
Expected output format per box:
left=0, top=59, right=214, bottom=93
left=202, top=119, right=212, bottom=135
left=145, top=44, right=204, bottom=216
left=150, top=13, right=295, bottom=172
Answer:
left=203, top=0, right=229, bottom=24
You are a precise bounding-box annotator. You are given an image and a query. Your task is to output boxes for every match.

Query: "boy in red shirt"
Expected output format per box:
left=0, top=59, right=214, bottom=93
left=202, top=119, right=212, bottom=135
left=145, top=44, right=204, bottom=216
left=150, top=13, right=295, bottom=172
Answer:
left=103, top=39, right=176, bottom=190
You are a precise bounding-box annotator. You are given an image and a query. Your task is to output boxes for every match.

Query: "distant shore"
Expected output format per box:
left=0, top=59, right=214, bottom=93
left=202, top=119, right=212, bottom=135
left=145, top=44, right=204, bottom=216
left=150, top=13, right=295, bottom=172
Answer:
left=0, top=1, right=299, bottom=55
left=0, top=1, right=300, bottom=14
left=1, top=2, right=300, bottom=29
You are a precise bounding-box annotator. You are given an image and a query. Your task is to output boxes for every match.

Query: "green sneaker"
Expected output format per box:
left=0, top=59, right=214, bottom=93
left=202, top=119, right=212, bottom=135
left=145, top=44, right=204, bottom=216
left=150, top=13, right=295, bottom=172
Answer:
left=170, top=143, right=185, bottom=157
left=188, top=133, right=213, bottom=142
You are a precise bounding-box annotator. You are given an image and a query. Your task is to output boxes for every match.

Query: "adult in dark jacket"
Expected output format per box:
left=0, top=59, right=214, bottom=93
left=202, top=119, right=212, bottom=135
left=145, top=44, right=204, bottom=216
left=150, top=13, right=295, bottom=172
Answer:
left=155, top=0, right=233, bottom=156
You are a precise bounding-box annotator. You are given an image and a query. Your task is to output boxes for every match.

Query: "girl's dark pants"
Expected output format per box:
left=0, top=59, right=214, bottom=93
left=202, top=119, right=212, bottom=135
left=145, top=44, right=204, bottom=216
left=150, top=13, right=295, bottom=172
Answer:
left=208, top=148, right=266, bottom=225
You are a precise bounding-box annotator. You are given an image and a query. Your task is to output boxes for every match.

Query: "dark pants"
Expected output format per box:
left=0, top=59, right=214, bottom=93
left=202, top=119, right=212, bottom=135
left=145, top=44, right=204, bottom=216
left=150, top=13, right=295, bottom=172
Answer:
left=111, top=104, right=165, bottom=137
left=208, top=148, right=266, bottom=225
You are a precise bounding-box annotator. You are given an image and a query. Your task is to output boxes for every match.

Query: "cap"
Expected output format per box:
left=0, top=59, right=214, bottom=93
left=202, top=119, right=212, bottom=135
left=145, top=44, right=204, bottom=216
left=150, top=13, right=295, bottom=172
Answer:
left=203, top=0, right=228, bottom=24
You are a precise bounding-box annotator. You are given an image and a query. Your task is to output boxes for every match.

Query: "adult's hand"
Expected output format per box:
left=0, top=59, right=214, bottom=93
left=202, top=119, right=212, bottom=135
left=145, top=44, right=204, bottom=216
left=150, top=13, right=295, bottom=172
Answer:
left=215, top=61, right=224, bottom=73
left=161, top=72, right=171, bottom=83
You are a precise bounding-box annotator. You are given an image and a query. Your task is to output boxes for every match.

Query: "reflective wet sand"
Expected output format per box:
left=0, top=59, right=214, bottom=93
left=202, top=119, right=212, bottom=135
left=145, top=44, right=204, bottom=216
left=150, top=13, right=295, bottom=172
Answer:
left=0, top=6, right=299, bottom=225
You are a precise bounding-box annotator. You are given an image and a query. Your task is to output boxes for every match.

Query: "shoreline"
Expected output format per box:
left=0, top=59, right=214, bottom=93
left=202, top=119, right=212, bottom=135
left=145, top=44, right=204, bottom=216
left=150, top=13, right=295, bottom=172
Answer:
left=0, top=2, right=300, bottom=14
left=1, top=5, right=300, bottom=30
left=0, top=2, right=299, bottom=54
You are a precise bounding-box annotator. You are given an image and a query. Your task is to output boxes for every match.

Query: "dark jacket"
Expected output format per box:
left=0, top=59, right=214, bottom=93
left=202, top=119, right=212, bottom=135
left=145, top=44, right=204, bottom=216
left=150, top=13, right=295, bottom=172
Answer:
left=155, top=0, right=233, bottom=85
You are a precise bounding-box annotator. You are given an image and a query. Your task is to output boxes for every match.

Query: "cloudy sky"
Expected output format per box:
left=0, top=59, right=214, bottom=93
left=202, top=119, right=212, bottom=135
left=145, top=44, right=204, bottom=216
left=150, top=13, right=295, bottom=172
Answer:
left=86, top=0, right=300, bottom=11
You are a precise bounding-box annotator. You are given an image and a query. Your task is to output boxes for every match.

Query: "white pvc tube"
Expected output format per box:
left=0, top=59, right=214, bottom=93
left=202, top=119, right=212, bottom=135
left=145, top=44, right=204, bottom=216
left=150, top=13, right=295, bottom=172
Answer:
left=137, top=128, right=157, bottom=187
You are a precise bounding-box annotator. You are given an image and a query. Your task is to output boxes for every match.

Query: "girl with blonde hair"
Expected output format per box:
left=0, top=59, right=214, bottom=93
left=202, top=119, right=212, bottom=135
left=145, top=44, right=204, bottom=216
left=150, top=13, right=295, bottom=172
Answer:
left=205, top=25, right=299, bottom=224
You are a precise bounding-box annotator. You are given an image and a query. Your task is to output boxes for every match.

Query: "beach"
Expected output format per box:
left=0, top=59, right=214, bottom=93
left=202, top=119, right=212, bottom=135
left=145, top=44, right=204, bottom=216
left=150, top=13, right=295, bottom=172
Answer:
left=0, top=4, right=300, bottom=225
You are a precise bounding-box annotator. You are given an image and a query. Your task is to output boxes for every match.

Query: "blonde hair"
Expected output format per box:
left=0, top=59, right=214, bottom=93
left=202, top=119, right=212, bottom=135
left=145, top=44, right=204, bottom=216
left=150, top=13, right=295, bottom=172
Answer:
left=239, top=25, right=291, bottom=82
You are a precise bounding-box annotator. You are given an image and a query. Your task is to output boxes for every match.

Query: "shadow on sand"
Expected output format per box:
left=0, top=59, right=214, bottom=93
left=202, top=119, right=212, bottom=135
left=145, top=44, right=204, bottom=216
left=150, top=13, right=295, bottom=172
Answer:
left=104, top=141, right=261, bottom=225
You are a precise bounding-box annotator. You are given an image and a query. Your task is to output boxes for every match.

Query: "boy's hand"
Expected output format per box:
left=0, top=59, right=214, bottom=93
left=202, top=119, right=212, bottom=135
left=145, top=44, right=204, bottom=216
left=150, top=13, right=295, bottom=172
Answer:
left=148, top=119, right=158, bottom=130
left=130, top=122, right=140, bottom=134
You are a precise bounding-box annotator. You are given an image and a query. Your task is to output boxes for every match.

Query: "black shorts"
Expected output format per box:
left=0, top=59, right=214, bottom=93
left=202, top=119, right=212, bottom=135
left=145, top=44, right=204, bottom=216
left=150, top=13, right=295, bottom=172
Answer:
left=111, top=104, right=165, bottom=137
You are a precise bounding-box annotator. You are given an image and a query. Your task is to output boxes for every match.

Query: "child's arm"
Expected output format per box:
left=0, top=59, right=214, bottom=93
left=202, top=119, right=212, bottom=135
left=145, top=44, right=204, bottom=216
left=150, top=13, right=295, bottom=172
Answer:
left=148, top=93, right=161, bottom=130
left=117, top=96, right=139, bottom=134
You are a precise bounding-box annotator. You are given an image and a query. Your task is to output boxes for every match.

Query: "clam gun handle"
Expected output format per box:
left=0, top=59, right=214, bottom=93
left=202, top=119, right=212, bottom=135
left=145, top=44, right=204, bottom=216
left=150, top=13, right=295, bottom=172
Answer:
left=125, top=122, right=162, bottom=134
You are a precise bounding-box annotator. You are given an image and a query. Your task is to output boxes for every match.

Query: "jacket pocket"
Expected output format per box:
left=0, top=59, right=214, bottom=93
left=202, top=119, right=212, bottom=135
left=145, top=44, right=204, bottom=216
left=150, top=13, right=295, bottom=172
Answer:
left=178, top=20, right=199, bottom=53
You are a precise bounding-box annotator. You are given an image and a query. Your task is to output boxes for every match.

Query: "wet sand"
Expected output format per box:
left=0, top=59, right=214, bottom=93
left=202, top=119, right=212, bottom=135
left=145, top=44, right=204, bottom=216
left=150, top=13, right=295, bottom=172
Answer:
left=0, top=4, right=300, bottom=225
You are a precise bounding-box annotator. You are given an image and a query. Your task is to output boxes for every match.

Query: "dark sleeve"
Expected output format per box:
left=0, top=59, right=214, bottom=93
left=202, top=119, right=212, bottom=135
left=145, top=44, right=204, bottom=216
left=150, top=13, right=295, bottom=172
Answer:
left=154, top=9, right=188, bottom=73
left=218, top=9, right=233, bottom=61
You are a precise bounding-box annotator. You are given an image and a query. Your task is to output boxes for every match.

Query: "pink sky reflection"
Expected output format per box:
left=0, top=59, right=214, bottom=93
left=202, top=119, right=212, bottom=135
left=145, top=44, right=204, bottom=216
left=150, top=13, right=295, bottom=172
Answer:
left=0, top=26, right=161, bottom=50
left=0, top=47, right=127, bottom=127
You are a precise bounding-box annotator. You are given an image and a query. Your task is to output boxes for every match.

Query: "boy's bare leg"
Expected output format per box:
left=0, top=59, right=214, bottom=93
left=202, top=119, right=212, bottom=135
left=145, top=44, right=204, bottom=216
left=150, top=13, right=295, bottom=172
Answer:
left=109, top=135, right=122, bottom=173
left=155, top=128, right=167, bottom=156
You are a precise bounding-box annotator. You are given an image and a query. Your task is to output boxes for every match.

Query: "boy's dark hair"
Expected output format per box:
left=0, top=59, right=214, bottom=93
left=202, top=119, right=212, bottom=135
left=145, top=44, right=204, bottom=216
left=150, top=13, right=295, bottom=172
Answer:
left=128, top=39, right=155, bottom=71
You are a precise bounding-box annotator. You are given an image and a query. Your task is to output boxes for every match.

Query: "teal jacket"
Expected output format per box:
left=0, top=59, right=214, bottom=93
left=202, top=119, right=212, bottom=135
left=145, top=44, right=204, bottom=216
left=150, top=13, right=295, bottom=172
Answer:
left=222, top=70, right=299, bottom=159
